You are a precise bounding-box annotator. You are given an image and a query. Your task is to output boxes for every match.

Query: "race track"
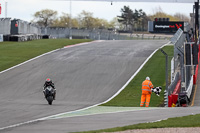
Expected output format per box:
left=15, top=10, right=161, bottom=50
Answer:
left=0, top=40, right=177, bottom=132
left=3, top=107, right=199, bottom=133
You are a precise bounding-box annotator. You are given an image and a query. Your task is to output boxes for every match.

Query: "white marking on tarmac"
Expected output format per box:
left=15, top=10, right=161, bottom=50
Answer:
left=0, top=40, right=101, bottom=131
left=148, top=118, right=168, bottom=123
left=0, top=107, right=164, bottom=131
left=64, top=42, right=89, bottom=48
left=64, top=40, right=105, bottom=48
left=0, top=41, right=170, bottom=131
left=48, top=107, right=165, bottom=120
left=0, top=49, right=60, bottom=74
left=99, top=41, right=171, bottom=104
left=0, top=40, right=101, bottom=75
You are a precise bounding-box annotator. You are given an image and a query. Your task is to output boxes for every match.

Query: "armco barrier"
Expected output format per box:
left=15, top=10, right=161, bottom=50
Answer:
left=168, top=80, right=181, bottom=107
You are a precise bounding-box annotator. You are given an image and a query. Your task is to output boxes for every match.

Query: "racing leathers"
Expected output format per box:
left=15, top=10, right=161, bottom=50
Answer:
left=43, top=81, right=56, bottom=100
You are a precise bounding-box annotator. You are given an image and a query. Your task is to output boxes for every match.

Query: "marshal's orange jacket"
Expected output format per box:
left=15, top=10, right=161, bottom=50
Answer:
left=141, top=79, right=153, bottom=95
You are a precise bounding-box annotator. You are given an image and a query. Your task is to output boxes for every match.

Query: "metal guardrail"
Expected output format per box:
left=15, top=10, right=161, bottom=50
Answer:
left=170, top=28, right=183, bottom=45
left=167, top=28, right=198, bottom=106
left=165, top=29, right=184, bottom=107
left=172, top=29, right=185, bottom=88
left=168, top=72, right=180, bottom=95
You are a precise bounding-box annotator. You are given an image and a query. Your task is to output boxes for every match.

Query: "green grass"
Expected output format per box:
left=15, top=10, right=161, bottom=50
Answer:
left=77, top=114, right=200, bottom=133
left=102, top=45, right=174, bottom=107
left=0, top=39, right=91, bottom=72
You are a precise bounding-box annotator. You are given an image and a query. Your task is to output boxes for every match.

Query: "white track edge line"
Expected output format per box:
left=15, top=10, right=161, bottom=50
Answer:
left=100, top=41, right=171, bottom=104
left=0, top=40, right=97, bottom=131
left=39, top=41, right=171, bottom=120
left=0, top=40, right=98, bottom=75
left=50, top=108, right=165, bottom=120
left=0, top=41, right=170, bottom=131
left=0, top=49, right=60, bottom=74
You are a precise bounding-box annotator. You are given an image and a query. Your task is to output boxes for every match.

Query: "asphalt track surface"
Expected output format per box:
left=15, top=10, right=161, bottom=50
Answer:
left=1, top=40, right=198, bottom=133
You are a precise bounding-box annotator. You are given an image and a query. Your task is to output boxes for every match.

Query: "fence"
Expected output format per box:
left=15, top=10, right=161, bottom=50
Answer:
left=166, top=29, right=185, bottom=107
left=168, top=29, right=185, bottom=93
left=0, top=18, right=42, bottom=41
left=41, top=27, right=127, bottom=40
left=167, top=28, right=199, bottom=107
left=168, top=72, right=180, bottom=95
left=0, top=18, right=41, bottom=35
left=0, top=18, right=11, bottom=35
left=11, top=19, right=41, bottom=35
left=0, top=18, right=171, bottom=41
left=41, top=27, right=171, bottom=40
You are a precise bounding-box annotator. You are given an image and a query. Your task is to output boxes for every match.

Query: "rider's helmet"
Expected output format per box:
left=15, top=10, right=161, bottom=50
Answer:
left=46, top=78, right=52, bottom=85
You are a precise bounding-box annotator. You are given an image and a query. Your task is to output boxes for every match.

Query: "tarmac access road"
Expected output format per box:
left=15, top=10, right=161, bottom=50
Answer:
left=0, top=40, right=173, bottom=132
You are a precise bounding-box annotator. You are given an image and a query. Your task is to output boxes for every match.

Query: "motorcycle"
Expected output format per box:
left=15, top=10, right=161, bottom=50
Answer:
left=44, top=86, right=55, bottom=105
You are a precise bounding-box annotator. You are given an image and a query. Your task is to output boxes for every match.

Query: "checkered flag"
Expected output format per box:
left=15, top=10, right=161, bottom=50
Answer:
left=151, top=86, right=162, bottom=96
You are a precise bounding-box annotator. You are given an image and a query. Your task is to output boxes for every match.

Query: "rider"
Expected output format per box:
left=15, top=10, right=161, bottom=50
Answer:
left=43, top=78, right=56, bottom=100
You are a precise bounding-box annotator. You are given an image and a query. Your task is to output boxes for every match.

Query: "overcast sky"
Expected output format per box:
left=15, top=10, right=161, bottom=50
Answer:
left=0, top=0, right=195, bottom=22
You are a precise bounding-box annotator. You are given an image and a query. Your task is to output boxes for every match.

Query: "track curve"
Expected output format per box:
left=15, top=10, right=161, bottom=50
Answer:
left=0, top=40, right=168, bottom=131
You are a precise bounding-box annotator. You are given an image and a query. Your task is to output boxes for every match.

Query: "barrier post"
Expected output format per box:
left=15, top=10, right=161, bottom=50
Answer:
left=160, top=49, right=169, bottom=107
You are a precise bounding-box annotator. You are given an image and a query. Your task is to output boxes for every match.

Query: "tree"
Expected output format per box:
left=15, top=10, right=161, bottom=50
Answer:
left=32, top=9, right=123, bottom=30
left=93, top=18, right=110, bottom=29
left=174, top=13, right=190, bottom=22
left=52, top=13, right=79, bottom=28
left=109, top=17, right=123, bottom=30
left=33, top=9, right=57, bottom=27
left=118, top=6, right=134, bottom=31
left=149, top=7, right=180, bottom=21
left=118, top=6, right=148, bottom=31
left=133, top=9, right=148, bottom=31
left=141, top=15, right=151, bottom=31
left=77, top=10, right=96, bottom=29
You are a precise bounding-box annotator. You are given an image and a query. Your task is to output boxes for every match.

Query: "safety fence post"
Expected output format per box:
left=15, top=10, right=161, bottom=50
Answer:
left=164, top=90, right=168, bottom=107
left=160, top=48, right=168, bottom=107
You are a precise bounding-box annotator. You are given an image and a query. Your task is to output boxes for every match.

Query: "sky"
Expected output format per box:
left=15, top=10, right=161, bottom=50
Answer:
left=0, top=0, right=195, bottom=22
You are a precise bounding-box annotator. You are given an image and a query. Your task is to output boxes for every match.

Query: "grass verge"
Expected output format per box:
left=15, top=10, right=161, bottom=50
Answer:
left=77, top=114, right=200, bottom=133
left=0, top=39, right=91, bottom=72
left=102, top=45, right=174, bottom=107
